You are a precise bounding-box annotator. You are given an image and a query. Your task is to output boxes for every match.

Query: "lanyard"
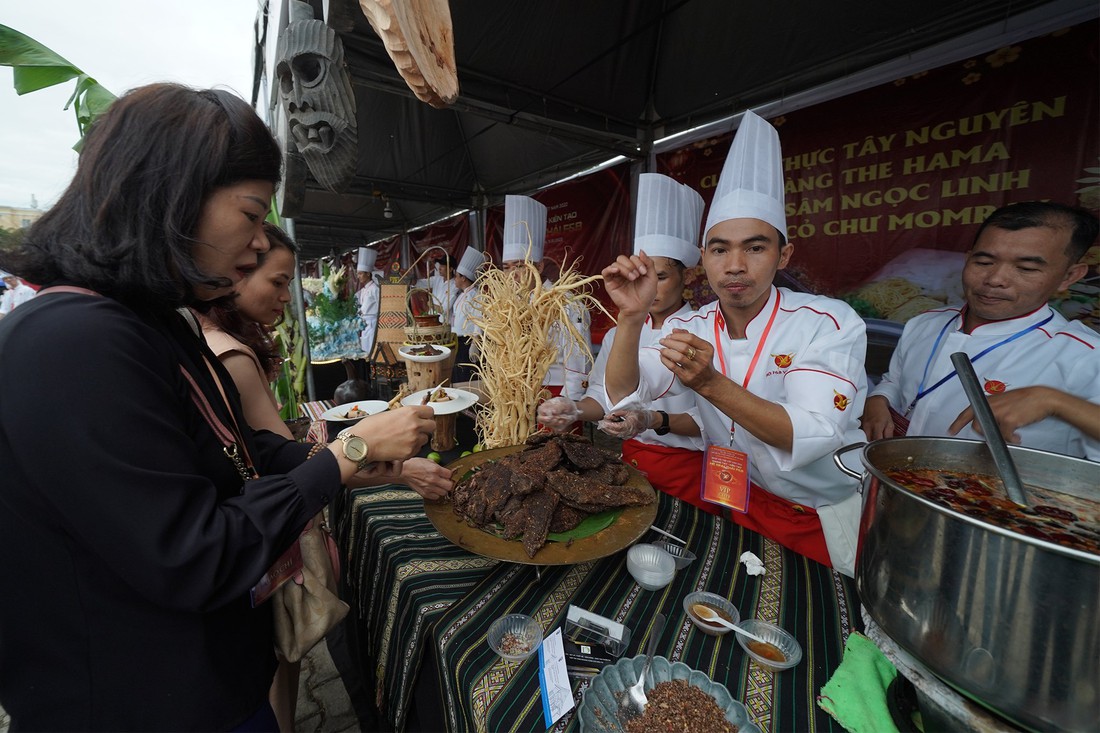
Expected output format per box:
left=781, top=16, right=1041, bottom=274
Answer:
left=906, top=310, right=1054, bottom=416
left=713, top=290, right=782, bottom=444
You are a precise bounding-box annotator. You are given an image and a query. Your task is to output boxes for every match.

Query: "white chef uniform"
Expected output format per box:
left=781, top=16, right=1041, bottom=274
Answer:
left=871, top=305, right=1100, bottom=460
left=503, top=195, right=591, bottom=400
left=355, top=247, right=381, bottom=356
left=585, top=305, right=704, bottom=452
left=604, top=111, right=867, bottom=574
left=608, top=287, right=867, bottom=506
left=452, top=247, right=486, bottom=337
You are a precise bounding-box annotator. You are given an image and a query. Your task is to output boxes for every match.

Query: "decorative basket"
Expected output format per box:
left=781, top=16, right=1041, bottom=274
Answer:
left=405, top=287, right=452, bottom=344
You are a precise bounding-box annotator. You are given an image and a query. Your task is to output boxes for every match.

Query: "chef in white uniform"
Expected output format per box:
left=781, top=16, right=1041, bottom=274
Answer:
left=501, top=195, right=591, bottom=403
left=540, top=174, right=717, bottom=510
left=863, top=201, right=1100, bottom=461
left=601, top=111, right=868, bottom=575
left=452, top=246, right=487, bottom=383
left=355, top=246, right=382, bottom=356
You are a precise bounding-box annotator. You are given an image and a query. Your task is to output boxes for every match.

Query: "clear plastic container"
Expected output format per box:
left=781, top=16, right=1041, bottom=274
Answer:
left=487, top=613, right=543, bottom=661
left=735, top=619, right=803, bottom=672
left=626, top=543, right=676, bottom=590
left=683, top=591, right=740, bottom=637
left=653, top=540, right=696, bottom=569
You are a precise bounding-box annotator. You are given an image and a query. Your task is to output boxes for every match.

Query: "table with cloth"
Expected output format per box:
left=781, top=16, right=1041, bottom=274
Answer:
left=332, top=484, right=861, bottom=732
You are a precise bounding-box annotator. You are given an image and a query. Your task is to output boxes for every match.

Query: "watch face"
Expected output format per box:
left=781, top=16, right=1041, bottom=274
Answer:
left=344, top=436, right=368, bottom=462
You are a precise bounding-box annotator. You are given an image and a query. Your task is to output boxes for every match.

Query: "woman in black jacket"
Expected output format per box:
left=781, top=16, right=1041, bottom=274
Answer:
left=0, top=83, right=435, bottom=731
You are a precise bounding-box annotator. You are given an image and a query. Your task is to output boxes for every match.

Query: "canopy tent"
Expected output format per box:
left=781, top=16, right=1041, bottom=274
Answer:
left=262, top=0, right=1097, bottom=260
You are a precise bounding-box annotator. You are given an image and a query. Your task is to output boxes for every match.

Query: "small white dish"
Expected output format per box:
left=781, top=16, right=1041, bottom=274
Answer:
left=401, top=387, right=479, bottom=415
left=320, top=400, right=389, bottom=422
left=398, top=343, right=452, bottom=363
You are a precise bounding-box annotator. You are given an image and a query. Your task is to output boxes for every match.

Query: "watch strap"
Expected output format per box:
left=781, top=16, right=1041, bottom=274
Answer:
left=654, top=410, right=671, bottom=436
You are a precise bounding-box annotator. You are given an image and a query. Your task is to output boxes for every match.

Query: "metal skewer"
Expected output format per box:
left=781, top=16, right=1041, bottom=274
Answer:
left=648, top=525, right=686, bottom=545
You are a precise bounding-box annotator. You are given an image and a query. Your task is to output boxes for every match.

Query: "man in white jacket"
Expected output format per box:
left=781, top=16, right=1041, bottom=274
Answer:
left=862, top=201, right=1099, bottom=460
left=0, top=272, right=35, bottom=320
left=601, top=112, right=868, bottom=575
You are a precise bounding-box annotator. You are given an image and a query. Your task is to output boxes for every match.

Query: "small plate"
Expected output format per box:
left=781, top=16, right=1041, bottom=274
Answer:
left=320, top=400, right=390, bottom=422
left=577, top=655, right=761, bottom=732
left=401, top=387, right=479, bottom=415
left=398, top=343, right=452, bottom=363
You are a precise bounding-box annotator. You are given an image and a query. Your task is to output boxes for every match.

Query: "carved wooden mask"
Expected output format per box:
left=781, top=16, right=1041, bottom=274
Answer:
left=275, top=16, right=358, bottom=191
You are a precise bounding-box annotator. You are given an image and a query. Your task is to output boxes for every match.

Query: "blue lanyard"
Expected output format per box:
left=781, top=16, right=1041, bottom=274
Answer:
left=905, top=310, right=1054, bottom=416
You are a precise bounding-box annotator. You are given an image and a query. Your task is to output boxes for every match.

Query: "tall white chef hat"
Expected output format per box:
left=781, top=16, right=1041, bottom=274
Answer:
left=357, top=246, right=379, bottom=273
left=455, top=247, right=487, bottom=280
left=502, top=195, right=547, bottom=263
left=703, top=110, right=787, bottom=241
left=633, top=173, right=704, bottom=267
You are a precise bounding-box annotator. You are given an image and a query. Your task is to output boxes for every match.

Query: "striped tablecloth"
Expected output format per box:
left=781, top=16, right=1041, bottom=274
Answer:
left=335, top=487, right=861, bottom=732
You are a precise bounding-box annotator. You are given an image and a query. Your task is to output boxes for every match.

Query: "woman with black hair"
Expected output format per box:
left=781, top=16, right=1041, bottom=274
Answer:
left=0, top=83, right=435, bottom=731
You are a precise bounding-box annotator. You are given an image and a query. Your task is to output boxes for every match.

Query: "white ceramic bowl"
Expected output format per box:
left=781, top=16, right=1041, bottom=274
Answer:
left=683, top=591, right=740, bottom=637
left=487, top=614, right=543, bottom=661
left=653, top=540, right=696, bottom=569
left=626, top=543, right=676, bottom=591
left=735, top=619, right=803, bottom=672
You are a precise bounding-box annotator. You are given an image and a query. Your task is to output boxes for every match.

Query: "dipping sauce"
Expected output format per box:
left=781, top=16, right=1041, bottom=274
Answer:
left=689, top=602, right=733, bottom=625
left=746, top=640, right=786, bottom=663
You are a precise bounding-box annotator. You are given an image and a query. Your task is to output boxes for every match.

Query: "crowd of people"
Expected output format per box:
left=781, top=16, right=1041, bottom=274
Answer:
left=0, top=79, right=1096, bottom=731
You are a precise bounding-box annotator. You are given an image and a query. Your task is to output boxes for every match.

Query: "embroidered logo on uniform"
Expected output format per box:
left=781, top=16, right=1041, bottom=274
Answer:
left=984, top=379, right=1007, bottom=395
left=772, top=353, right=794, bottom=368
left=833, top=390, right=850, bottom=411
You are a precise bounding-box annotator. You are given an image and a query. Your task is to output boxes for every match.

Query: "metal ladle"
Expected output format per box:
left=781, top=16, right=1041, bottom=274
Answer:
left=949, top=352, right=1028, bottom=506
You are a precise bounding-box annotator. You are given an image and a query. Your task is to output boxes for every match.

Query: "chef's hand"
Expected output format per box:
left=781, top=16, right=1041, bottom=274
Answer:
left=949, top=386, right=1059, bottom=444
left=658, top=330, right=716, bottom=391
left=597, top=409, right=654, bottom=440
left=601, top=253, right=656, bottom=319
left=537, top=396, right=582, bottom=432
left=398, top=457, right=454, bottom=501
left=860, top=395, right=895, bottom=441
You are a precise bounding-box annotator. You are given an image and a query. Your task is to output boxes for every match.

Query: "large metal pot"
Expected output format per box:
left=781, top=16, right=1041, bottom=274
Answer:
left=835, top=437, right=1100, bottom=732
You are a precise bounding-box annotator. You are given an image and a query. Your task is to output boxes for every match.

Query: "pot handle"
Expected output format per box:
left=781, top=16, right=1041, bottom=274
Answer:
left=833, top=443, right=865, bottom=481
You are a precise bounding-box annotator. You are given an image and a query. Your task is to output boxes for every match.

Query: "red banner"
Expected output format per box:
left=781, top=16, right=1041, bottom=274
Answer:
left=658, top=21, right=1099, bottom=326
left=485, top=163, right=633, bottom=342
left=409, top=213, right=470, bottom=278
left=372, top=234, right=403, bottom=283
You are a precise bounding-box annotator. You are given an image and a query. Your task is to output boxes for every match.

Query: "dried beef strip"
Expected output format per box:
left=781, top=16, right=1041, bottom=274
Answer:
left=559, top=439, right=610, bottom=470
left=583, top=461, right=630, bottom=486
left=521, top=489, right=559, bottom=557
left=548, top=503, right=586, bottom=533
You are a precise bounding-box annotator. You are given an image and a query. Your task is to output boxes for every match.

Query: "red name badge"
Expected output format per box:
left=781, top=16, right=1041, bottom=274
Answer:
left=701, top=444, right=750, bottom=513
left=250, top=539, right=304, bottom=607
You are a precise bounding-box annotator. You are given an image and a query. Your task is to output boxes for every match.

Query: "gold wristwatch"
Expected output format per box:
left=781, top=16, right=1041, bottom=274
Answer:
left=336, top=428, right=371, bottom=471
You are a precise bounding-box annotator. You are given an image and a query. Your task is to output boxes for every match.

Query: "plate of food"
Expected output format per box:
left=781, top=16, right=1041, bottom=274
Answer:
left=577, top=655, right=761, bottom=733
left=320, top=400, right=390, bottom=422
left=398, top=343, right=452, bottom=363
left=401, top=386, right=479, bottom=415
left=423, top=437, right=657, bottom=565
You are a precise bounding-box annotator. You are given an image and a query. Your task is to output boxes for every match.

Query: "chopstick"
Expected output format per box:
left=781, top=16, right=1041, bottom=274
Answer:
left=420, top=378, right=450, bottom=405
left=649, top=525, right=686, bottom=545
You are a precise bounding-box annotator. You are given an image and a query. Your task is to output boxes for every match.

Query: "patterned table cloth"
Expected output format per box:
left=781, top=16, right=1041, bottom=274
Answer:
left=335, top=486, right=861, bottom=732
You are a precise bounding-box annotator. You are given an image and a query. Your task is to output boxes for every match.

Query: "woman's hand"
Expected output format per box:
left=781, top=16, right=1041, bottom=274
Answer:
left=398, top=457, right=453, bottom=500
left=350, top=406, right=436, bottom=462
left=597, top=409, right=654, bottom=440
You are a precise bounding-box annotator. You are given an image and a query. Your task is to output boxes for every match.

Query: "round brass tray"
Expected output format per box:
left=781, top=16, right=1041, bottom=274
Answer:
left=423, top=444, right=657, bottom=565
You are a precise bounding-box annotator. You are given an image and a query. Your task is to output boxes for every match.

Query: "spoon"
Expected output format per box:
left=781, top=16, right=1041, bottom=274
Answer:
left=691, top=604, right=770, bottom=644
left=619, top=612, right=665, bottom=723
left=949, top=352, right=1028, bottom=507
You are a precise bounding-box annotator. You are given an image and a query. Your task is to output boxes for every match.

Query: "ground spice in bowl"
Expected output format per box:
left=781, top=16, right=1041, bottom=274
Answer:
left=623, top=679, right=738, bottom=732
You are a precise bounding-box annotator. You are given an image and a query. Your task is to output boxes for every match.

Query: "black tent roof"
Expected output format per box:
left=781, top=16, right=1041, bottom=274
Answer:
left=279, top=0, right=1093, bottom=259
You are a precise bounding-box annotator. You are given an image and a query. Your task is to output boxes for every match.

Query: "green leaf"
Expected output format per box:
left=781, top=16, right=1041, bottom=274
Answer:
left=547, top=509, right=622, bottom=542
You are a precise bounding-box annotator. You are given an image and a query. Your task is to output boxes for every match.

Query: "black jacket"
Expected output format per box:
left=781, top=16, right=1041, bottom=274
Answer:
left=0, top=291, right=339, bottom=730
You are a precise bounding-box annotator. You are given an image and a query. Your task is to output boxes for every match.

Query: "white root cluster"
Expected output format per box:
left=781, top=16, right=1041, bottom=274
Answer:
left=468, top=260, right=608, bottom=448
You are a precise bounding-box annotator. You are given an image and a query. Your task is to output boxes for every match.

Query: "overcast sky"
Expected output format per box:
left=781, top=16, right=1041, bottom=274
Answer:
left=1, top=1, right=267, bottom=209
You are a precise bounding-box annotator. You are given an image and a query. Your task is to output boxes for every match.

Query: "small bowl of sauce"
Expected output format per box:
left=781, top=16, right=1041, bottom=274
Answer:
left=683, top=592, right=740, bottom=637
left=735, top=619, right=802, bottom=672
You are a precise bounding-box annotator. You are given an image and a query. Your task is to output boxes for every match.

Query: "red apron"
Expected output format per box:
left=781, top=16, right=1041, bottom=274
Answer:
left=621, top=440, right=719, bottom=516
left=725, top=484, right=832, bottom=568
